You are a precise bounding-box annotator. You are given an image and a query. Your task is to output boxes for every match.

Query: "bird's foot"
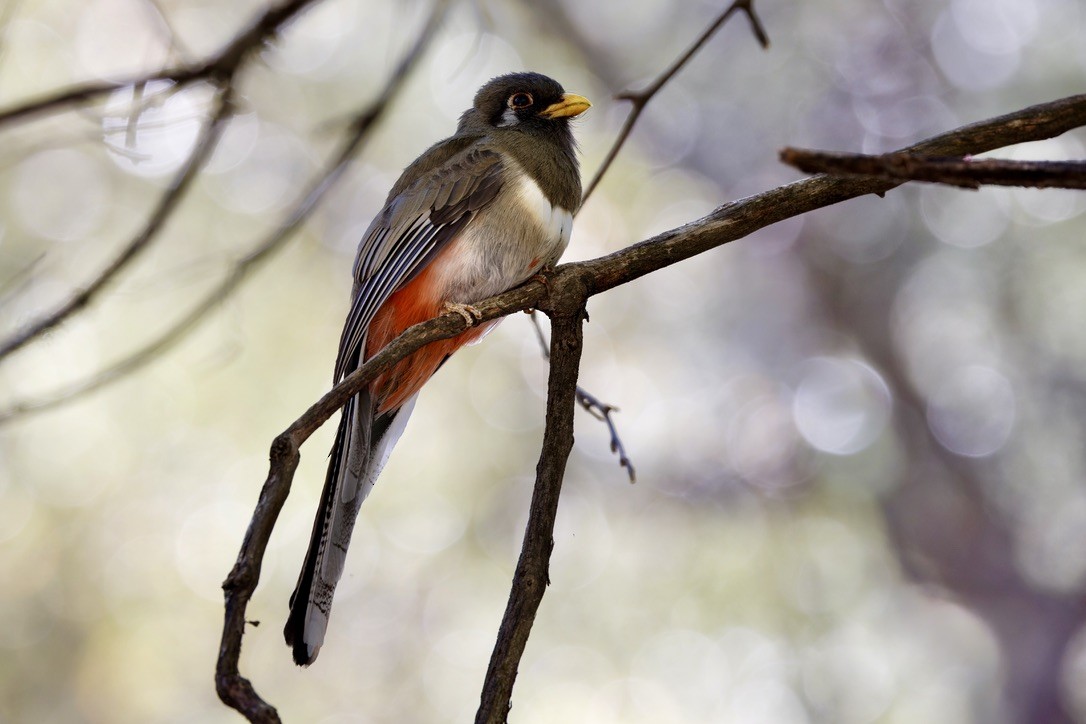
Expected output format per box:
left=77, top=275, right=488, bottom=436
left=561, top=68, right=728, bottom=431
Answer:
left=523, top=266, right=555, bottom=315
left=528, top=264, right=555, bottom=289
left=443, top=301, right=483, bottom=326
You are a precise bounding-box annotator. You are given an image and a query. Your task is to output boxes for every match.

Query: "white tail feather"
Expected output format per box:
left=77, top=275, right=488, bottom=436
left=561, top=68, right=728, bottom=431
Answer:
left=295, top=393, right=418, bottom=662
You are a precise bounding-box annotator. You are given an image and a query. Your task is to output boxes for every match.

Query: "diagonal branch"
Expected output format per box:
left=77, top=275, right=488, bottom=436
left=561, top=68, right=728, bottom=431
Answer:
left=216, top=278, right=472, bottom=724
left=218, top=91, right=1086, bottom=720
left=0, top=69, right=195, bottom=130
left=580, top=0, right=769, bottom=205
left=0, top=0, right=450, bottom=425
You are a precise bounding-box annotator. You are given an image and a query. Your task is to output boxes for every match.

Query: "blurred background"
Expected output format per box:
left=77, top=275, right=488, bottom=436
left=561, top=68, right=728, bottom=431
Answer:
left=2, top=0, right=1086, bottom=721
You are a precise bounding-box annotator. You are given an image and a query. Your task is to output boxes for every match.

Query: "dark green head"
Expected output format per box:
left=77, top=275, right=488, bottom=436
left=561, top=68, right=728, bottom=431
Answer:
left=458, top=72, right=590, bottom=210
left=459, top=72, right=591, bottom=137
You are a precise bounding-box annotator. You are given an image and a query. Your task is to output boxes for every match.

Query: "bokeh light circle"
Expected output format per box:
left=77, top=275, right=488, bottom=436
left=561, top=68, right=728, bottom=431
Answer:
left=927, top=365, right=1015, bottom=457
left=793, top=357, right=892, bottom=456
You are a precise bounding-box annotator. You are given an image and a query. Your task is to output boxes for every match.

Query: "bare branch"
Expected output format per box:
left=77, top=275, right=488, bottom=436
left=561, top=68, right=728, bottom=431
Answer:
left=217, top=92, right=1086, bottom=719
left=216, top=302, right=475, bottom=724
left=0, top=0, right=449, bottom=426
left=476, top=297, right=587, bottom=724
left=580, top=0, right=769, bottom=205
left=0, top=70, right=184, bottom=129
left=780, top=148, right=1086, bottom=189
left=576, top=93, right=1086, bottom=296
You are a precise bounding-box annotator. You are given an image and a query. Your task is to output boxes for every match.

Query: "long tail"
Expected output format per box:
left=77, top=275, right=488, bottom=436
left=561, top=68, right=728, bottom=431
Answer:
left=284, top=390, right=417, bottom=665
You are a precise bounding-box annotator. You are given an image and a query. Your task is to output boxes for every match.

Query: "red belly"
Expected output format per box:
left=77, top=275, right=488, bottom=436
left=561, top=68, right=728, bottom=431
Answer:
left=364, top=241, right=495, bottom=414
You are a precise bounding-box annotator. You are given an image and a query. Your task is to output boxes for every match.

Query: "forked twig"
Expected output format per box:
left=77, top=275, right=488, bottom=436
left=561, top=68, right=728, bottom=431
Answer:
left=529, top=311, right=635, bottom=481
left=575, top=386, right=636, bottom=482
left=524, top=0, right=770, bottom=479
left=523, top=0, right=769, bottom=481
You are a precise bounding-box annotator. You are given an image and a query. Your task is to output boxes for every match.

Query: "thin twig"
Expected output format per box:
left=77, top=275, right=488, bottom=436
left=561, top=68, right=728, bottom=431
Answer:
left=781, top=148, right=1086, bottom=189
left=575, top=387, right=635, bottom=482
left=528, top=311, right=635, bottom=481
left=125, top=81, right=149, bottom=157
left=0, top=1, right=450, bottom=426
left=220, top=92, right=1086, bottom=719
left=580, top=0, right=769, bottom=206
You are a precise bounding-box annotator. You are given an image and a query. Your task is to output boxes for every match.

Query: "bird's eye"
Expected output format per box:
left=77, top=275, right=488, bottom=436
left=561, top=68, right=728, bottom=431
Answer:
left=509, top=92, right=533, bottom=109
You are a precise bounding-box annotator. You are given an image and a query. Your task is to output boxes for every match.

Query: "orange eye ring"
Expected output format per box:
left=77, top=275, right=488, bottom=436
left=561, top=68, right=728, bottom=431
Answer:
left=509, top=92, right=533, bottom=109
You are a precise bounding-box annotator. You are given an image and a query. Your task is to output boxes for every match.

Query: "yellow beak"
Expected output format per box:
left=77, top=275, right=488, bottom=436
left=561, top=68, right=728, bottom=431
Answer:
left=539, top=93, right=592, bottom=119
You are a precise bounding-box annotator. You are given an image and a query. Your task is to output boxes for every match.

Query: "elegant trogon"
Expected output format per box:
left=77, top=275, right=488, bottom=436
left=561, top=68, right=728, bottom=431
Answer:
left=285, top=72, right=590, bottom=665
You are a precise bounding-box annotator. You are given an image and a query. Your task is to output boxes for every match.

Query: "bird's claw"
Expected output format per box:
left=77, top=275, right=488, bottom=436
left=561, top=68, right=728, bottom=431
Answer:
left=443, top=301, right=483, bottom=326
left=529, top=265, right=555, bottom=289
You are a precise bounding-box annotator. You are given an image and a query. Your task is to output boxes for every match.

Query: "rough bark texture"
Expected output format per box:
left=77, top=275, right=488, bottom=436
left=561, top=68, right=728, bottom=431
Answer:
left=475, top=288, right=587, bottom=724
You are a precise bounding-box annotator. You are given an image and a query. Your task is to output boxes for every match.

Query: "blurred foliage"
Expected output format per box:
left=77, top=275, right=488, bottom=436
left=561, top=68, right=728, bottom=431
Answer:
left=2, top=0, right=1086, bottom=722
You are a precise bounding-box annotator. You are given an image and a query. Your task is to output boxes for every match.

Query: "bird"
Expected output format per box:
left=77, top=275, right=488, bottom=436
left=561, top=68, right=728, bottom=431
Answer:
left=284, top=72, right=590, bottom=665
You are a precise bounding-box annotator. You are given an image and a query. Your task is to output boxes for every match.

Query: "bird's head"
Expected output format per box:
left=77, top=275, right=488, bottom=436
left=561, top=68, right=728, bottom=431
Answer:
left=459, top=72, right=591, bottom=137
